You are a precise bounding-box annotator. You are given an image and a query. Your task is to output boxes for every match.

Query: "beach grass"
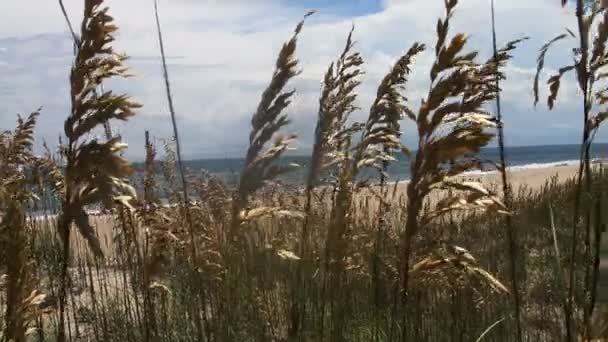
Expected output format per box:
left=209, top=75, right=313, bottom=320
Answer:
left=2, top=0, right=608, bottom=341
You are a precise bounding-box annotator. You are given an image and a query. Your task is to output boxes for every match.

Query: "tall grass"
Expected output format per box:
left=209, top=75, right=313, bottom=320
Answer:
left=534, top=0, right=608, bottom=339
left=490, top=1, right=527, bottom=338
left=56, top=1, right=140, bottom=340
left=1, top=0, right=607, bottom=341
left=0, top=111, right=52, bottom=341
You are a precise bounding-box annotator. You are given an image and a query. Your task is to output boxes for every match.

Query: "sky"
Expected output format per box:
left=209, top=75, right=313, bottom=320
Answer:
left=0, top=0, right=605, bottom=160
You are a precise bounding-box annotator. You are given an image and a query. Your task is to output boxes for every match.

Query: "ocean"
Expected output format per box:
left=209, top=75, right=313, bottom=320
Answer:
left=177, top=144, right=608, bottom=185
left=31, top=144, right=608, bottom=215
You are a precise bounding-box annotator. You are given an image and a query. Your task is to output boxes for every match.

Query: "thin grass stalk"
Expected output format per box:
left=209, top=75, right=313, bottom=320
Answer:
left=290, top=184, right=313, bottom=338
left=152, top=0, right=200, bottom=261
left=491, top=0, right=523, bottom=339
left=121, top=211, right=144, bottom=335
left=100, top=85, right=113, bottom=141
left=142, top=130, right=158, bottom=342
left=152, top=1, right=207, bottom=340
left=292, top=27, right=363, bottom=339
left=374, top=166, right=392, bottom=340
left=152, top=0, right=190, bottom=213
left=401, top=176, right=420, bottom=339
left=69, top=277, right=80, bottom=340
left=550, top=203, right=576, bottom=340
left=65, top=302, right=73, bottom=341
left=372, top=184, right=390, bottom=342
left=57, top=126, right=72, bottom=342
left=152, top=0, right=197, bottom=251
left=372, top=181, right=389, bottom=342
left=58, top=0, right=113, bottom=142
left=85, top=259, right=102, bottom=341
left=3, top=202, right=27, bottom=341
left=58, top=0, right=79, bottom=46
left=55, top=169, right=69, bottom=342
left=96, top=257, right=111, bottom=341
left=567, top=1, right=593, bottom=339
left=536, top=2, right=608, bottom=337
left=475, top=317, right=506, bottom=342
left=588, top=164, right=604, bottom=329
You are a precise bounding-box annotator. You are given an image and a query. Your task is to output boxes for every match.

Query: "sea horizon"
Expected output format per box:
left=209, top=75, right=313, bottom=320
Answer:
left=135, top=143, right=608, bottom=185
left=173, top=143, right=608, bottom=163
left=30, top=143, right=606, bottom=218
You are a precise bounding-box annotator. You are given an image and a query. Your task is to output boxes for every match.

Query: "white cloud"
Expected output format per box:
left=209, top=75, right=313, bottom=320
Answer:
left=0, top=0, right=603, bottom=159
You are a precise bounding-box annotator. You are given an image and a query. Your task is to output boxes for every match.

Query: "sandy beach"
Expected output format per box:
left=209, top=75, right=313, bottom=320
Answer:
left=468, top=162, right=581, bottom=190
left=29, top=163, right=584, bottom=259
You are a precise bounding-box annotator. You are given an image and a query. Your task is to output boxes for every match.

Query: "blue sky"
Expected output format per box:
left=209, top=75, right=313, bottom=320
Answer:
left=286, top=0, right=384, bottom=16
left=0, top=0, right=605, bottom=159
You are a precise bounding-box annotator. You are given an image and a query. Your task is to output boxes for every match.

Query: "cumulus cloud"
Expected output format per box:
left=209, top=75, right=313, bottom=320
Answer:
left=0, top=0, right=603, bottom=160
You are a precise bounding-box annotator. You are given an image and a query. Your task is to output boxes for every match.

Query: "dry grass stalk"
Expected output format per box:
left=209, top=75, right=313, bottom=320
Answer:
left=138, top=131, right=160, bottom=341
left=306, top=27, right=365, bottom=259
left=159, top=139, right=181, bottom=204
left=316, top=25, right=425, bottom=342
left=490, top=1, right=527, bottom=338
left=57, top=0, right=139, bottom=339
left=195, top=172, right=230, bottom=224
left=289, top=27, right=364, bottom=338
left=143, top=131, right=159, bottom=210
left=534, top=1, right=608, bottom=338
left=0, top=112, right=51, bottom=341
left=61, top=0, right=139, bottom=256
left=307, top=26, right=364, bottom=192
left=139, top=137, right=220, bottom=294
left=398, top=2, right=523, bottom=335
left=151, top=5, right=200, bottom=305
left=410, top=245, right=510, bottom=294
left=326, top=37, right=425, bottom=273
left=230, top=12, right=314, bottom=241
left=354, top=42, right=424, bottom=175
left=58, top=0, right=115, bottom=142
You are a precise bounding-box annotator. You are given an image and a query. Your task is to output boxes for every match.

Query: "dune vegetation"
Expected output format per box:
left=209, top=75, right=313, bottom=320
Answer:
left=1, top=0, right=608, bottom=341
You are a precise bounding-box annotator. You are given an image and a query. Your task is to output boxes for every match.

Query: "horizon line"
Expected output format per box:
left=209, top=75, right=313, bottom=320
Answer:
left=130, top=142, right=608, bottom=163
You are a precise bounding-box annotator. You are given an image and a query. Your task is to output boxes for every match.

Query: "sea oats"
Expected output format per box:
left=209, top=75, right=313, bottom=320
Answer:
left=56, top=1, right=139, bottom=339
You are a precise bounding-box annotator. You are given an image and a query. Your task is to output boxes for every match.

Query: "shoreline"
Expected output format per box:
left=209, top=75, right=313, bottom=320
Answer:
left=362, top=159, right=587, bottom=190
left=27, top=159, right=598, bottom=221
left=25, top=162, right=588, bottom=257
